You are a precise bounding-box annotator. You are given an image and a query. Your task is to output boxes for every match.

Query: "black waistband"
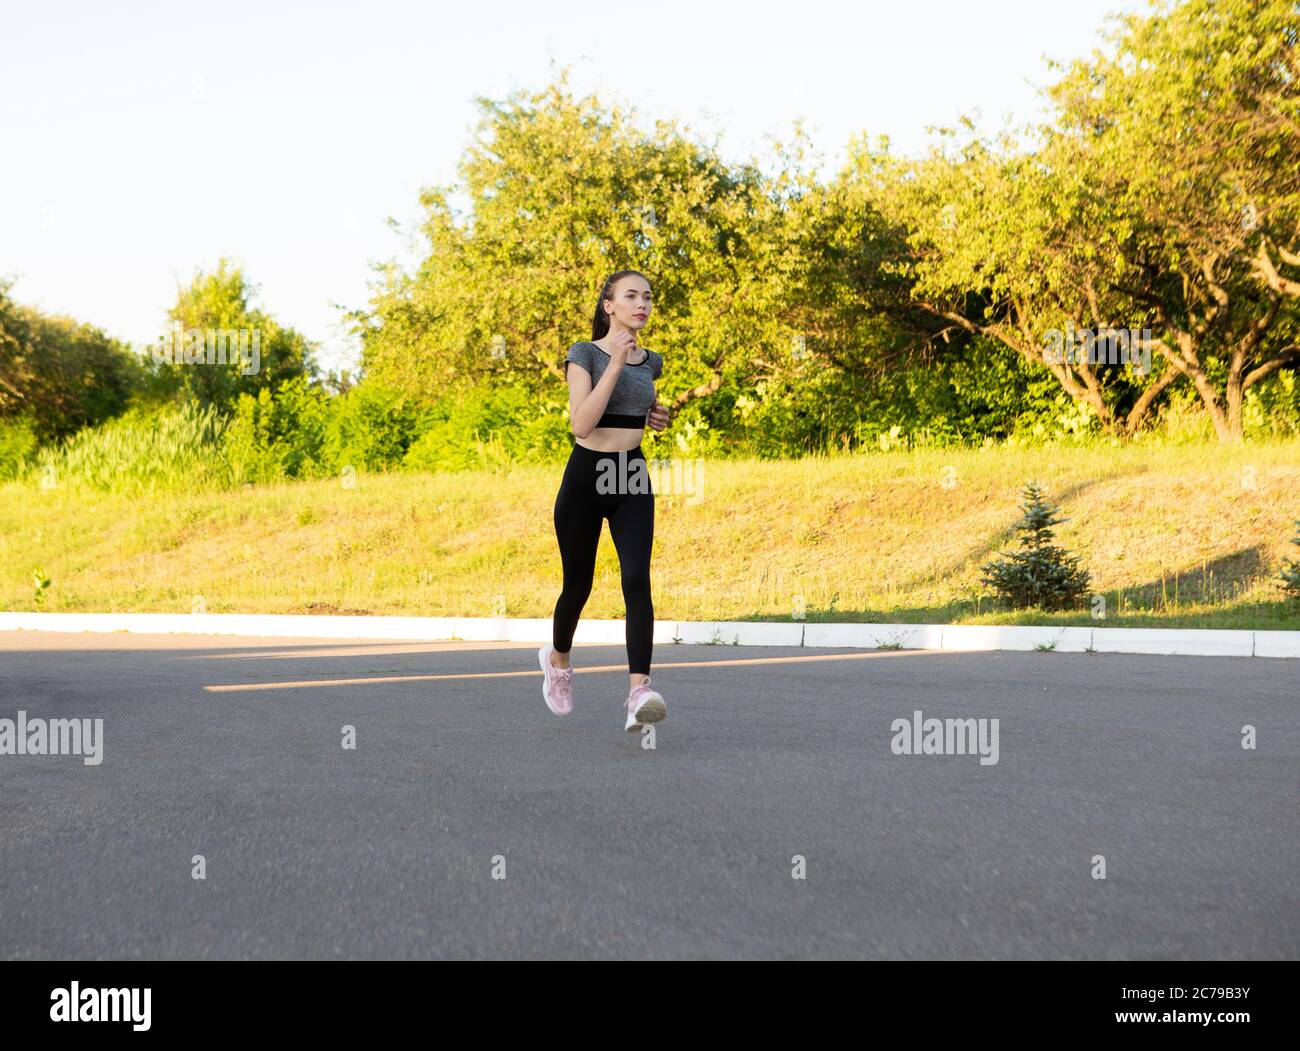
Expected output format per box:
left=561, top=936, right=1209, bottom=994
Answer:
left=571, top=442, right=645, bottom=459
left=595, top=413, right=646, bottom=429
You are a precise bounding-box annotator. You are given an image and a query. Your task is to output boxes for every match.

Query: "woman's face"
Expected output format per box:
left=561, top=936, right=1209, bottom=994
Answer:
left=605, top=276, right=652, bottom=334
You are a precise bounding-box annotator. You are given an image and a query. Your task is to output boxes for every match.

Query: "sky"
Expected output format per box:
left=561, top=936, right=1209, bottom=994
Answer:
left=0, top=0, right=1152, bottom=376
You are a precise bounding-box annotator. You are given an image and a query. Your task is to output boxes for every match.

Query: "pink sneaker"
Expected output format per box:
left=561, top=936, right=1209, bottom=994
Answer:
left=539, top=644, right=574, bottom=715
left=624, top=675, right=667, bottom=732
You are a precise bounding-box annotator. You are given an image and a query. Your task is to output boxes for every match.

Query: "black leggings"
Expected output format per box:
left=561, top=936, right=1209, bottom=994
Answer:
left=552, top=443, right=655, bottom=674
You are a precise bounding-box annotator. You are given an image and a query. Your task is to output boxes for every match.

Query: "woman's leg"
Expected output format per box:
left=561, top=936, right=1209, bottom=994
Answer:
left=552, top=453, right=603, bottom=664
left=607, top=480, right=655, bottom=680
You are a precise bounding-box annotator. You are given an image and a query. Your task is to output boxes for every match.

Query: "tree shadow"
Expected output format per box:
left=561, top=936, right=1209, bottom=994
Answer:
left=897, top=475, right=1114, bottom=592
left=724, top=544, right=1299, bottom=627
left=1101, top=546, right=1268, bottom=610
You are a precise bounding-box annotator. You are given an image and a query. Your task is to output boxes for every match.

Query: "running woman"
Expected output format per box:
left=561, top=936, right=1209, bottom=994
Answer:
left=540, top=270, right=673, bottom=732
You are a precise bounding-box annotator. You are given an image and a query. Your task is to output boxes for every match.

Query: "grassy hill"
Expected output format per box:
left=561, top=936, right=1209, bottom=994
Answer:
left=3, top=439, right=1298, bottom=629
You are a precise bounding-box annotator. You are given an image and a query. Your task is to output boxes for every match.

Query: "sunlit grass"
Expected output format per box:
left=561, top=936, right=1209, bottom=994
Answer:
left=2, top=437, right=1297, bottom=629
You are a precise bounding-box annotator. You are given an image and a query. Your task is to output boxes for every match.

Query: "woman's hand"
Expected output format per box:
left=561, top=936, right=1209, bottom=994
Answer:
left=646, top=401, right=672, bottom=431
left=608, top=329, right=636, bottom=366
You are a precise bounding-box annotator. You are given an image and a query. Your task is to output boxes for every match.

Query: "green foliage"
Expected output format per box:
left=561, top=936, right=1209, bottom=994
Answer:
left=892, top=338, right=1099, bottom=446
left=980, top=482, right=1092, bottom=611
left=0, top=415, right=38, bottom=479
left=866, top=0, right=1300, bottom=442
left=352, top=72, right=797, bottom=413
left=722, top=367, right=857, bottom=458
left=32, top=568, right=51, bottom=606
left=324, top=382, right=422, bottom=472
left=1244, top=369, right=1300, bottom=440
left=221, top=375, right=332, bottom=483
left=29, top=400, right=232, bottom=494
left=1281, top=519, right=1300, bottom=603
left=403, top=382, right=574, bottom=472
left=719, top=336, right=1093, bottom=454
left=1036, top=0, right=1300, bottom=440
left=151, top=257, right=317, bottom=412
left=0, top=279, right=143, bottom=443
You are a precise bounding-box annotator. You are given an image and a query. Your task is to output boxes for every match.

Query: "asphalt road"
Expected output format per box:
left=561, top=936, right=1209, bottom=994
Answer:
left=0, top=630, right=1296, bottom=959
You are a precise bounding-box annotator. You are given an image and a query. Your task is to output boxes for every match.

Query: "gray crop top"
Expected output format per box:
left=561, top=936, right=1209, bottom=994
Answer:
left=564, top=341, right=663, bottom=429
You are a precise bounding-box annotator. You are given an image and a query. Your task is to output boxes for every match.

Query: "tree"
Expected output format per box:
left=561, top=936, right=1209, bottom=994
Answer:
left=1037, top=0, right=1300, bottom=441
left=874, top=129, right=1172, bottom=438
left=875, top=0, right=1300, bottom=442
left=0, top=278, right=143, bottom=443
left=154, top=258, right=318, bottom=411
left=349, top=69, right=801, bottom=420
left=980, top=482, right=1092, bottom=611
left=788, top=132, right=958, bottom=384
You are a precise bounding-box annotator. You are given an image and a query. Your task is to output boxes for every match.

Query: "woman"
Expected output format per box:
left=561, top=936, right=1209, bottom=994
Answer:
left=539, top=270, right=673, bottom=733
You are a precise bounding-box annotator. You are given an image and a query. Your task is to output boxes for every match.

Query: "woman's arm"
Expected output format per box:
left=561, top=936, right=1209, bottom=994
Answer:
left=565, top=339, right=632, bottom=438
left=567, top=357, right=624, bottom=438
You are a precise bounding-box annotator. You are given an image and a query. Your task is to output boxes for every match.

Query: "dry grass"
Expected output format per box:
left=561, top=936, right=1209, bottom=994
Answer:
left=2, top=439, right=1298, bottom=628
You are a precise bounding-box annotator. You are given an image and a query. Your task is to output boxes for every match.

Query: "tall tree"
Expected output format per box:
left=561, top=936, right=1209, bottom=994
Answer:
left=874, top=0, right=1300, bottom=441
left=350, top=70, right=804, bottom=417
left=158, top=258, right=317, bottom=410
left=1048, top=0, right=1300, bottom=441
left=0, top=279, right=142, bottom=442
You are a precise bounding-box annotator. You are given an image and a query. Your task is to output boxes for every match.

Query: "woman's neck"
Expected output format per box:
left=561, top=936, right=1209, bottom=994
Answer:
left=596, top=334, right=645, bottom=362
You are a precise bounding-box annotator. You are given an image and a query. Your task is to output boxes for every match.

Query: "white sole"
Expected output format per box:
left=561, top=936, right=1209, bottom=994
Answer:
left=624, top=692, right=666, bottom=732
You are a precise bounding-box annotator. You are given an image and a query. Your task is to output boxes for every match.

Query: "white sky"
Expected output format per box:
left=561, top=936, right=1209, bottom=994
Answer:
left=0, top=0, right=1148, bottom=376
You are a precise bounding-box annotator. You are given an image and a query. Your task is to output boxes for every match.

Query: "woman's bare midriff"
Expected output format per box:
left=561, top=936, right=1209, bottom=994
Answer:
left=575, top=427, right=645, bottom=452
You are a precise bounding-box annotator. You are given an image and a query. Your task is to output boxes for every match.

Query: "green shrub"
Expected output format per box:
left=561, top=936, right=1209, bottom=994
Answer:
left=980, top=482, right=1092, bottom=611
left=29, top=400, right=231, bottom=493
left=0, top=281, right=144, bottom=443
left=325, top=382, right=421, bottom=472
left=1281, top=519, right=1300, bottom=604
left=221, top=375, right=332, bottom=483
left=1244, top=369, right=1300, bottom=440
left=404, top=382, right=573, bottom=472
left=0, top=416, right=38, bottom=480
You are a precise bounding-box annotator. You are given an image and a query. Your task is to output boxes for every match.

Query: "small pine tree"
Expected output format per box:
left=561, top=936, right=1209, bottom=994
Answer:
left=1280, top=518, right=1300, bottom=603
left=980, top=482, right=1091, bottom=611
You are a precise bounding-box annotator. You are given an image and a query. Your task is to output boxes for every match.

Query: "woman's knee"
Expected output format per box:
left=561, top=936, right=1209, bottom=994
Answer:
left=560, top=577, right=593, bottom=603
left=620, top=564, right=651, bottom=599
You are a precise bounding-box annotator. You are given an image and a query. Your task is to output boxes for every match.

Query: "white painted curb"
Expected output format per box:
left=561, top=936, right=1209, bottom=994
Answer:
left=1254, top=631, right=1300, bottom=659
left=0, top=612, right=1296, bottom=658
left=1090, top=627, right=1254, bottom=657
